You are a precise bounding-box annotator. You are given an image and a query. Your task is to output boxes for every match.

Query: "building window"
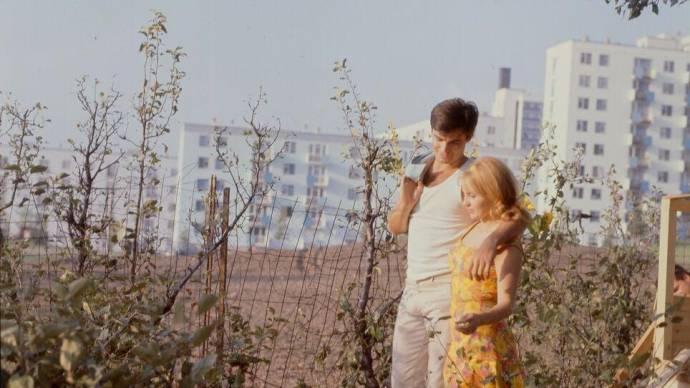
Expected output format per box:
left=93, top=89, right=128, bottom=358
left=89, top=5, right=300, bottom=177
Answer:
left=578, top=98, right=589, bottom=110
left=195, top=200, right=205, bottom=212
left=487, top=126, right=496, bottom=135
left=599, top=54, right=609, bottom=66
left=107, top=164, right=117, bottom=178
left=199, top=135, right=210, bottom=147
left=62, top=159, right=71, bottom=169
left=662, top=83, right=674, bottom=95
left=281, top=184, right=294, bottom=196
left=250, top=226, right=266, bottom=239
left=198, top=157, right=209, bottom=168
left=658, top=171, right=669, bottom=183
left=579, top=75, right=591, bottom=87
left=592, top=166, right=603, bottom=178
left=284, top=141, right=296, bottom=154
left=308, top=165, right=326, bottom=176
left=573, top=187, right=584, bottom=199
left=576, top=120, right=588, bottom=132
left=590, top=211, right=600, bottom=222
left=215, top=159, right=224, bottom=169
left=347, top=188, right=359, bottom=201
left=591, top=188, right=602, bottom=200
left=597, top=76, right=608, bottom=89
left=580, top=52, right=592, bottom=65
left=663, top=60, right=675, bottom=73
left=661, top=105, right=673, bottom=116
left=659, top=149, right=670, bottom=161
left=575, top=142, right=587, bottom=154
left=307, top=186, right=324, bottom=198
left=283, top=163, right=295, bottom=175
left=660, top=127, right=672, bottom=138
left=167, top=203, right=176, bottom=212
left=308, top=144, right=326, bottom=162
left=578, top=165, right=585, bottom=177
left=594, top=121, right=606, bottom=133
left=594, top=144, right=604, bottom=155
left=196, top=179, right=209, bottom=191
left=596, top=99, right=607, bottom=111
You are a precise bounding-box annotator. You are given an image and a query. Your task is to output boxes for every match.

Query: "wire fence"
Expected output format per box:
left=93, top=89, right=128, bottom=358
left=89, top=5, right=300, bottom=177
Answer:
left=3, top=170, right=685, bottom=386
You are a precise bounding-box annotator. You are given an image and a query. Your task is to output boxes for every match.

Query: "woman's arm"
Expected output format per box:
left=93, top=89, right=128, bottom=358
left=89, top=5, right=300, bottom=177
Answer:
left=456, top=246, right=522, bottom=333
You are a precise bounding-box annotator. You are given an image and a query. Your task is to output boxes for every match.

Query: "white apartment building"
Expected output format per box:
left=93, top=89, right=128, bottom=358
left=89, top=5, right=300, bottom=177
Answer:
left=172, top=123, right=530, bottom=251
left=397, top=68, right=543, bottom=151
left=539, top=34, right=690, bottom=245
left=0, top=145, right=179, bottom=253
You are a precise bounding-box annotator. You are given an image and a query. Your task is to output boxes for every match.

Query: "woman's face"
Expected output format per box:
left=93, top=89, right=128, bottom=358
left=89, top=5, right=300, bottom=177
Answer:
left=461, top=186, right=491, bottom=222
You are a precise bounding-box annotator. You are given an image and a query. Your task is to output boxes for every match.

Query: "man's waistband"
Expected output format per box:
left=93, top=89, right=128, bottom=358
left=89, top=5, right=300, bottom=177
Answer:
left=405, top=270, right=452, bottom=287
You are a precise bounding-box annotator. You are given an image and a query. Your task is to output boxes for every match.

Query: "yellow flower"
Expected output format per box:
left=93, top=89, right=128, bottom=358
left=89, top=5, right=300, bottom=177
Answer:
left=541, top=212, right=553, bottom=231
left=521, top=196, right=535, bottom=213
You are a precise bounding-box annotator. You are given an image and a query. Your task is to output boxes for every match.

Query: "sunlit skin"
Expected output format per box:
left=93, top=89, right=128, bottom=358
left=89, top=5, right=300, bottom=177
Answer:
left=460, top=186, right=491, bottom=223
left=430, top=129, right=468, bottom=169
left=454, top=187, right=522, bottom=334
left=674, top=273, right=690, bottom=297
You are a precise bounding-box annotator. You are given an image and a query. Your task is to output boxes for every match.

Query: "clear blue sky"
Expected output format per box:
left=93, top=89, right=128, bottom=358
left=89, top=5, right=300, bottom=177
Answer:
left=2, top=0, right=689, bottom=150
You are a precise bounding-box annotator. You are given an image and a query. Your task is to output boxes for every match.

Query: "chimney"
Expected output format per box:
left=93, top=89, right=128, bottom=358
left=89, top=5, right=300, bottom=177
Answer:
left=499, top=67, right=511, bottom=89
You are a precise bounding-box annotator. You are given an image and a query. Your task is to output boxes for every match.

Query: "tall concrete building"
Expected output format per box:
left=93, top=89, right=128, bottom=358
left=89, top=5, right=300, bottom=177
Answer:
left=539, top=34, right=690, bottom=245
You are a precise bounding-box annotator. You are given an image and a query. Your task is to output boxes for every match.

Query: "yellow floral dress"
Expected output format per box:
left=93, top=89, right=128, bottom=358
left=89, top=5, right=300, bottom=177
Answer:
left=443, top=222, right=525, bottom=387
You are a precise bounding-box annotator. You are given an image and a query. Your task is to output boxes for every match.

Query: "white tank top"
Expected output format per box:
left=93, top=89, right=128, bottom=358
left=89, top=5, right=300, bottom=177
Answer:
left=406, top=158, right=473, bottom=281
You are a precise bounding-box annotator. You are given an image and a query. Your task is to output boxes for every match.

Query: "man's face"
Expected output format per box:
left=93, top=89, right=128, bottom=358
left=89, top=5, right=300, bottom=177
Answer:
left=673, top=274, right=690, bottom=297
left=431, top=129, right=468, bottom=164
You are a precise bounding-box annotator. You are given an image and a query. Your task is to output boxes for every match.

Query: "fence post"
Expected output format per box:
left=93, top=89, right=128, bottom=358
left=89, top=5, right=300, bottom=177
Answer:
left=217, top=187, right=230, bottom=363
left=202, top=175, right=217, bottom=356
left=653, top=194, right=690, bottom=362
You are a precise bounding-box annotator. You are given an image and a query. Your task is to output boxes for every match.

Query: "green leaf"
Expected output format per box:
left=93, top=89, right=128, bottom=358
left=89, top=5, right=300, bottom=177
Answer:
left=190, top=354, right=216, bottom=383
left=191, top=324, right=215, bottom=346
left=3, top=164, right=20, bottom=171
left=29, top=165, right=48, bottom=174
left=60, top=338, right=83, bottom=373
left=7, top=376, right=34, bottom=388
left=65, top=278, right=91, bottom=301
left=197, top=294, right=218, bottom=316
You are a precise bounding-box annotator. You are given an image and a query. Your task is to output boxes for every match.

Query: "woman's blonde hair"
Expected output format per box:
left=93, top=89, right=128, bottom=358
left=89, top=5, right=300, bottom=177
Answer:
left=461, top=157, right=529, bottom=222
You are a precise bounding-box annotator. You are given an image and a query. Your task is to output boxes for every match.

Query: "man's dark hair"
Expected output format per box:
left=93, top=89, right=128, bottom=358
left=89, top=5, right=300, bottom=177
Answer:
left=675, top=264, right=690, bottom=280
left=430, top=98, right=479, bottom=139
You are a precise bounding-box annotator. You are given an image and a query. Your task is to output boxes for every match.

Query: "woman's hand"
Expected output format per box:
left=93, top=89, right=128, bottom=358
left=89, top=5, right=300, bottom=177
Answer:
left=455, top=313, right=482, bottom=334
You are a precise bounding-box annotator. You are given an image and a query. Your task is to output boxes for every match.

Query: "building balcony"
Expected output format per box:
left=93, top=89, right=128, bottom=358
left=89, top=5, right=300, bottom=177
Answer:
left=631, top=133, right=652, bottom=147
left=306, top=174, right=328, bottom=187
left=631, top=109, right=652, bottom=124
left=633, top=65, right=655, bottom=80
left=682, top=183, right=690, bottom=194
left=631, top=90, right=655, bottom=104
left=306, top=154, right=323, bottom=163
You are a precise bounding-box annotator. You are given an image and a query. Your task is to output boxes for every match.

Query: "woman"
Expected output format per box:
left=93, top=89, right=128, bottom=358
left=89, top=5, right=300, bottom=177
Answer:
left=444, top=157, right=528, bottom=388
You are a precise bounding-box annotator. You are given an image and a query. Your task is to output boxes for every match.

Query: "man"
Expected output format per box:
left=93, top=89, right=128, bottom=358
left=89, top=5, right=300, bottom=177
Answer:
left=675, top=264, right=690, bottom=297
left=388, top=98, right=527, bottom=388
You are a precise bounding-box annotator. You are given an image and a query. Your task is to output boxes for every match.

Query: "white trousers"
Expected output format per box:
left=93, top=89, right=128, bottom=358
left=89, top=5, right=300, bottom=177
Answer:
left=391, top=274, right=451, bottom=388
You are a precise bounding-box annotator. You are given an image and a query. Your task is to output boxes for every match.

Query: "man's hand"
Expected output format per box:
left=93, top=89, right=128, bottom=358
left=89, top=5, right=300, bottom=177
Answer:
left=455, top=313, right=482, bottom=334
left=467, top=234, right=498, bottom=280
left=399, top=174, right=423, bottom=209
